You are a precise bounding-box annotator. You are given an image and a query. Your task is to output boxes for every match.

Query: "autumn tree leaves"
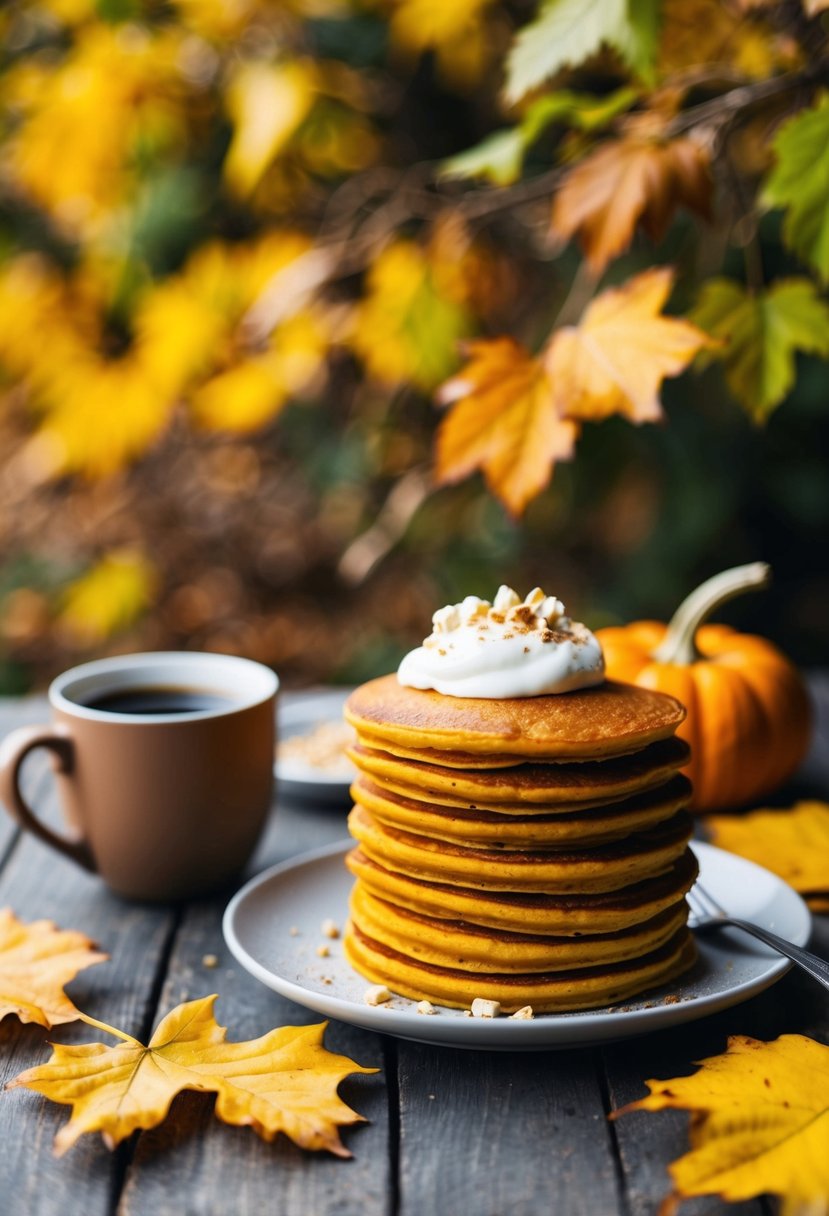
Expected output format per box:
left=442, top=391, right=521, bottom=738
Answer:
left=435, top=0, right=829, bottom=514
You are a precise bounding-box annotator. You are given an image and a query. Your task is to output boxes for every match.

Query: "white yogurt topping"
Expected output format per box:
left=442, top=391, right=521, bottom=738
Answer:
left=397, top=586, right=605, bottom=698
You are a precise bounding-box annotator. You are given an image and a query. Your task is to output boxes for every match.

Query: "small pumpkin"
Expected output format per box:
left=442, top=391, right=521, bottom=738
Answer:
left=596, top=563, right=812, bottom=811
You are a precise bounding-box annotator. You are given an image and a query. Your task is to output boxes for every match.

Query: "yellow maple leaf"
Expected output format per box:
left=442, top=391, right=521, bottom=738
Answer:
left=615, top=1034, right=829, bottom=1216
left=435, top=337, right=578, bottom=517
left=551, top=116, right=712, bottom=274
left=703, top=802, right=829, bottom=906
left=0, top=909, right=106, bottom=1028
left=544, top=268, right=714, bottom=423
left=8, top=995, right=376, bottom=1157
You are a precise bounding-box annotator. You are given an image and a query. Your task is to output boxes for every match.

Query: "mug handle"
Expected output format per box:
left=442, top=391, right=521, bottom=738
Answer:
left=0, top=725, right=96, bottom=872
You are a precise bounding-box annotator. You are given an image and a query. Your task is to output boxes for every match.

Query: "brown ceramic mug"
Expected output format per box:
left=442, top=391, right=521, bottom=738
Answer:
left=0, top=652, right=278, bottom=901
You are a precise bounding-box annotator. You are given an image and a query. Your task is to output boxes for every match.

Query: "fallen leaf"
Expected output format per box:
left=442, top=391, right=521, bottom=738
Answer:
left=435, top=338, right=578, bottom=516
left=551, top=117, right=712, bottom=274
left=703, top=801, right=829, bottom=906
left=545, top=268, right=713, bottom=422
left=0, top=909, right=107, bottom=1028
left=614, top=1034, right=829, bottom=1216
left=764, top=91, right=829, bottom=282
left=691, top=276, right=829, bottom=419
left=8, top=995, right=376, bottom=1157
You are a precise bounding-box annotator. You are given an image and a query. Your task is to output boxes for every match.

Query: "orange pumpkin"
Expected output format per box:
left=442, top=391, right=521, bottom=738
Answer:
left=596, top=563, right=812, bottom=811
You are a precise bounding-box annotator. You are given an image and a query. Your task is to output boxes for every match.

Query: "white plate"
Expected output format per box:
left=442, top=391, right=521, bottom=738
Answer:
left=275, top=691, right=355, bottom=804
left=223, top=840, right=812, bottom=1050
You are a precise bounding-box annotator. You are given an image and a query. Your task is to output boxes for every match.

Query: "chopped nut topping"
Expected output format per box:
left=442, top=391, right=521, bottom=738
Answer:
left=416, top=1000, right=436, bottom=1015
left=321, top=918, right=340, bottom=939
left=315, top=944, right=330, bottom=958
left=364, top=984, right=391, bottom=1006
left=509, top=1005, right=534, bottom=1020
left=289, top=926, right=300, bottom=937
left=470, top=997, right=501, bottom=1019
left=201, top=953, right=218, bottom=969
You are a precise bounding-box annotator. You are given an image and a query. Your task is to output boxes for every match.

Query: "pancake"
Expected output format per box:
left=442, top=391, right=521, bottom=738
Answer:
left=346, top=847, right=699, bottom=936
left=348, top=804, right=693, bottom=894
left=344, top=921, right=698, bottom=1012
left=349, top=885, right=689, bottom=972
left=345, top=675, right=685, bottom=759
left=352, top=774, right=693, bottom=848
left=348, top=736, right=690, bottom=807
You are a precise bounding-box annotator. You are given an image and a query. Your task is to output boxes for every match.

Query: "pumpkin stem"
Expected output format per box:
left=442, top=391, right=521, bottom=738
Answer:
left=651, top=563, right=771, bottom=666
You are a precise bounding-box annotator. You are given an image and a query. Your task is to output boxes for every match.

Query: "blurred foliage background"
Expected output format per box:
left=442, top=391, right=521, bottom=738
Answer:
left=0, top=0, right=828, bottom=694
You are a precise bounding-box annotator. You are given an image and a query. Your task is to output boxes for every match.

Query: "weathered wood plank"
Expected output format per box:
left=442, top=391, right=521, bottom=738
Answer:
left=118, top=900, right=390, bottom=1216
left=0, top=753, right=177, bottom=1216
left=396, top=1042, right=621, bottom=1216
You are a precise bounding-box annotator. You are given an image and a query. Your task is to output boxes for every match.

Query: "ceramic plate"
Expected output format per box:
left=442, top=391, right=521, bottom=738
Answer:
left=275, top=690, right=355, bottom=804
left=223, top=840, right=812, bottom=1050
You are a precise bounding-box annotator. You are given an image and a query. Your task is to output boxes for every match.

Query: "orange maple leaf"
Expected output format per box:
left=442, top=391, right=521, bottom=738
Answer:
left=8, top=994, right=376, bottom=1157
left=551, top=117, right=712, bottom=275
left=434, top=337, right=578, bottom=517
left=545, top=268, right=714, bottom=423
left=0, top=908, right=107, bottom=1028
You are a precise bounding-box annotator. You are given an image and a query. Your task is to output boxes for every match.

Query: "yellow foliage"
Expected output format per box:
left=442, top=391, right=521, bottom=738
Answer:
left=144, top=232, right=330, bottom=432
left=9, top=994, right=376, bottom=1157
left=387, top=0, right=498, bottom=88
left=58, top=551, right=156, bottom=646
left=224, top=60, right=317, bottom=197
left=2, top=24, right=187, bottom=238
left=703, top=801, right=829, bottom=906
left=658, top=0, right=800, bottom=80
left=352, top=238, right=475, bottom=390
left=0, top=232, right=329, bottom=477
left=0, top=908, right=106, bottom=1028
left=616, top=1034, right=829, bottom=1216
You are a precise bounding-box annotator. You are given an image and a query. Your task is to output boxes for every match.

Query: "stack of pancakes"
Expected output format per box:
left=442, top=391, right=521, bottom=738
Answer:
left=342, top=675, right=698, bottom=1013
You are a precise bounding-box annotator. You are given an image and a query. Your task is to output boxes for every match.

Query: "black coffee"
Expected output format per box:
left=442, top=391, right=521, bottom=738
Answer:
left=85, top=686, right=234, bottom=715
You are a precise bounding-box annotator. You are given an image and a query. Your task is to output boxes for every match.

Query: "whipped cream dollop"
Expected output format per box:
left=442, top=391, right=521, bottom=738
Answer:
left=397, top=586, right=605, bottom=698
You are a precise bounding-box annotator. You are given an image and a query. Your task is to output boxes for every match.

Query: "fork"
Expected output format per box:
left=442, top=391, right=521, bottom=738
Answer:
left=686, top=882, right=829, bottom=993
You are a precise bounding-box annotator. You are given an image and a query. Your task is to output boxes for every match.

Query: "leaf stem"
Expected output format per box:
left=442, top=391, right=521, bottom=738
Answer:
left=76, top=1010, right=143, bottom=1046
left=651, top=562, right=771, bottom=665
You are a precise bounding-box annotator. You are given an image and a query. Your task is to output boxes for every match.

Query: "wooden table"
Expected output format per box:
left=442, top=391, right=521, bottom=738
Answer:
left=0, top=683, right=826, bottom=1216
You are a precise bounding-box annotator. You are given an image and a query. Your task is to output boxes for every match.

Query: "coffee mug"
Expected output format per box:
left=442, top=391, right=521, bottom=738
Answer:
left=0, top=652, right=278, bottom=901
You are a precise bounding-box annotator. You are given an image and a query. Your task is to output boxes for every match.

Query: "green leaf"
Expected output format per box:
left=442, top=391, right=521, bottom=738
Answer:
left=440, top=88, right=638, bottom=185
left=764, top=92, right=829, bottom=283
left=441, top=129, right=528, bottom=186
left=691, top=277, right=829, bottom=420
left=504, top=0, right=658, bottom=104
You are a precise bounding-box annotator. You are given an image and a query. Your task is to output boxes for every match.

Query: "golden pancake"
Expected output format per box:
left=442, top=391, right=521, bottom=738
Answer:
left=355, top=733, right=523, bottom=768
left=343, top=922, right=697, bottom=1012
left=352, top=774, right=692, bottom=848
left=348, top=736, right=690, bottom=807
left=348, top=804, right=693, bottom=894
left=346, top=847, right=699, bottom=935
left=349, top=885, right=689, bottom=973
left=345, top=675, right=685, bottom=759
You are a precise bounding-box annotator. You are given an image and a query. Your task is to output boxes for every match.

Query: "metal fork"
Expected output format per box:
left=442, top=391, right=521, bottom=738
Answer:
left=686, top=882, right=829, bottom=993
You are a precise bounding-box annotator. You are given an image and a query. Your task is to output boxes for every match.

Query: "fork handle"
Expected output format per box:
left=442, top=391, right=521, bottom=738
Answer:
left=724, top=919, right=829, bottom=993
